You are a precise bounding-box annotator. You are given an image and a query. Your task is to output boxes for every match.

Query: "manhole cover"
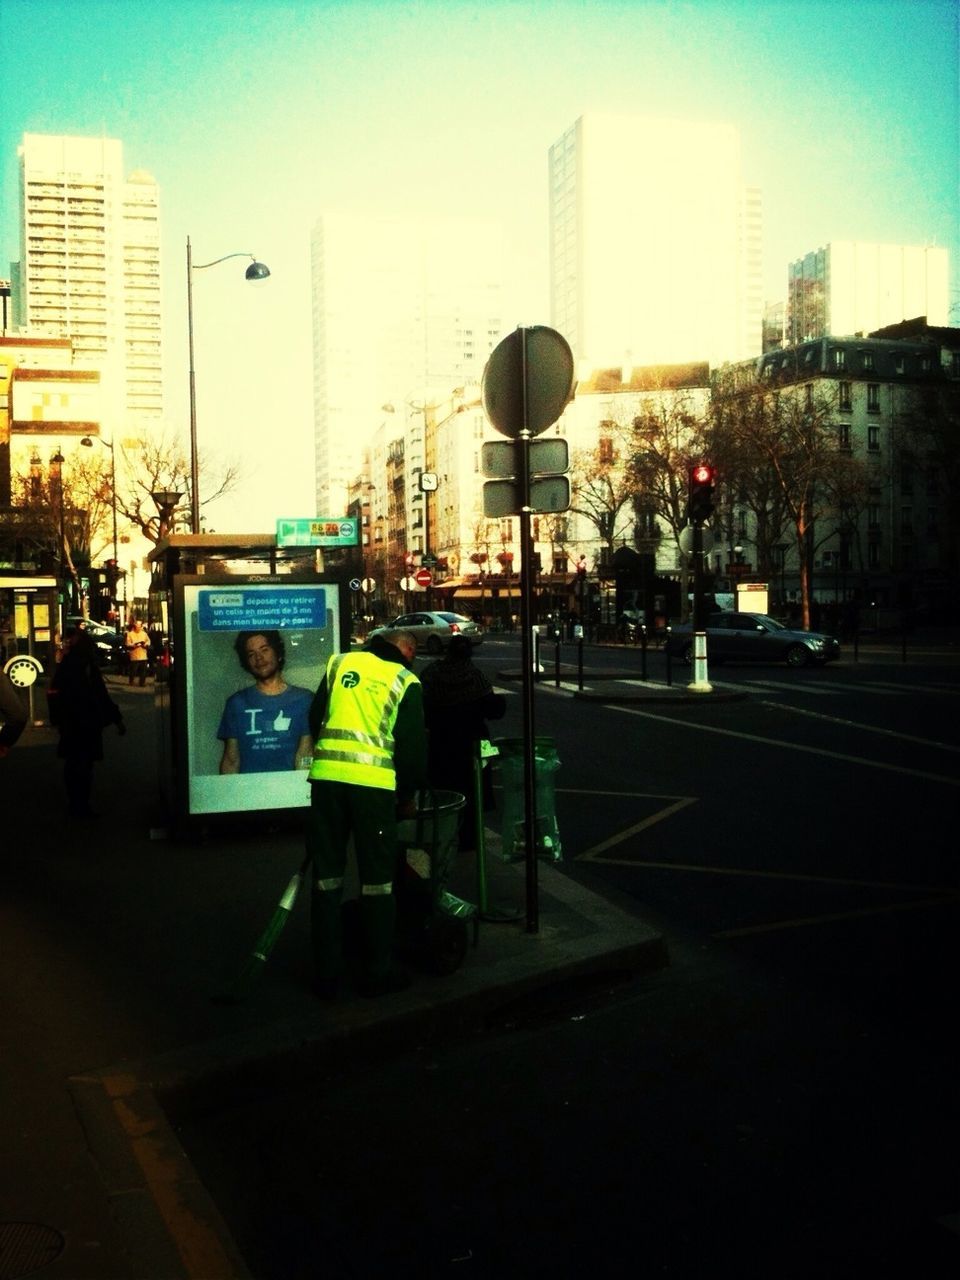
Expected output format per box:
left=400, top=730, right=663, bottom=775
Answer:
left=0, top=1223, right=65, bottom=1280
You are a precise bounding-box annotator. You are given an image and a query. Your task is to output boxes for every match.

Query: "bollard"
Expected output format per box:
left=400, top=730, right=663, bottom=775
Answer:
left=555, top=637, right=561, bottom=688
left=665, top=626, right=673, bottom=686
left=575, top=624, right=584, bottom=691
left=640, top=623, right=648, bottom=681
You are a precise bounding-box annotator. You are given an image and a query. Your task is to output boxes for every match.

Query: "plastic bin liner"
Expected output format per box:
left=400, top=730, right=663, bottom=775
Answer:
left=494, top=736, right=562, bottom=862
left=396, top=789, right=473, bottom=916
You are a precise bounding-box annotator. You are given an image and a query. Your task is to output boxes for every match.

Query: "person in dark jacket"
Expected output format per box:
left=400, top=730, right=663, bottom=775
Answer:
left=47, top=628, right=126, bottom=818
left=419, top=635, right=505, bottom=850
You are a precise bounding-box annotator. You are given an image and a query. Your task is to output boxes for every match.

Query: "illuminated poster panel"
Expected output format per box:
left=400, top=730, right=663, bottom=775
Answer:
left=180, top=580, right=340, bottom=815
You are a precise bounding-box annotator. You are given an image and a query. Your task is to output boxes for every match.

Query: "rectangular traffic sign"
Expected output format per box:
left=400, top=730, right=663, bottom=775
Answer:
left=276, top=517, right=359, bottom=548
left=481, top=437, right=569, bottom=479
left=483, top=475, right=570, bottom=517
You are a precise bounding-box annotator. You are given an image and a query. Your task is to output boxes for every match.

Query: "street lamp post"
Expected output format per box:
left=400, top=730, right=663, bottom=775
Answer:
left=50, top=447, right=66, bottom=632
left=186, top=236, right=270, bottom=533
left=81, top=435, right=120, bottom=630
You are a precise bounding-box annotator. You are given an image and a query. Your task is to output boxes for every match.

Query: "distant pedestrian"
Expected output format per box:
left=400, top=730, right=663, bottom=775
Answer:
left=420, top=635, right=505, bottom=851
left=47, top=628, right=126, bottom=818
left=0, top=666, right=28, bottom=759
left=125, top=618, right=151, bottom=686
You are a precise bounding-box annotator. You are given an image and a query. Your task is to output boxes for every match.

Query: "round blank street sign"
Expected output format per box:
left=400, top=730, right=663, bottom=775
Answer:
left=482, top=325, right=575, bottom=439
left=360, top=577, right=377, bottom=593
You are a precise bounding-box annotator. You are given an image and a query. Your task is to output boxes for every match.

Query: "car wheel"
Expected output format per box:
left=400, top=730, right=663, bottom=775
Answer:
left=680, top=642, right=694, bottom=665
left=426, top=635, right=443, bottom=655
left=786, top=644, right=810, bottom=668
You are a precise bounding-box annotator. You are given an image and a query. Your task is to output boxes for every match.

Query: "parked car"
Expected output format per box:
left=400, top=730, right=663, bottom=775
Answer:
left=664, top=612, right=840, bottom=667
left=369, top=611, right=483, bottom=655
left=64, top=617, right=125, bottom=669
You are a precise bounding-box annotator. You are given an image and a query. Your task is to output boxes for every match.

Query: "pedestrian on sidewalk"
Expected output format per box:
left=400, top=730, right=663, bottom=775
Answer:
left=47, top=628, right=126, bottom=818
left=305, top=629, right=427, bottom=998
left=420, top=635, right=505, bottom=850
left=124, top=618, right=151, bottom=687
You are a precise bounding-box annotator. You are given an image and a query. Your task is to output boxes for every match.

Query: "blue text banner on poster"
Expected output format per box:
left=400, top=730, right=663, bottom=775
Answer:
left=276, top=517, right=358, bottom=548
left=197, top=589, right=327, bottom=631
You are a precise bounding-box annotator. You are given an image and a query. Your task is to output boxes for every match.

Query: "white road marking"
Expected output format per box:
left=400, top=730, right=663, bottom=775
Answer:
left=758, top=700, right=960, bottom=752
left=607, top=704, right=960, bottom=787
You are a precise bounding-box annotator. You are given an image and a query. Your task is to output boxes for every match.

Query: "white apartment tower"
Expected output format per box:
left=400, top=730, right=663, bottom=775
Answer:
left=787, top=241, right=949, bottom=344
left=16, top=133, right=163, bottom=433
left=310, top=212, right=504, bottom=515
left=549, top=113, right=763, bottom=370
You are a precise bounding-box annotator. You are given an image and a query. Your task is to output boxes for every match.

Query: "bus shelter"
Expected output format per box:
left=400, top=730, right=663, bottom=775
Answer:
left=148, top=534, right=350, bottom=832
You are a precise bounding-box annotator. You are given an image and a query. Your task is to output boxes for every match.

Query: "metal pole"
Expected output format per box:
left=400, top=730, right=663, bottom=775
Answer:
left=109, top=439, right=120, bottom=632
left=186, top=236, right=200, bottom=534
left=517, top=329, right=539, bottom=934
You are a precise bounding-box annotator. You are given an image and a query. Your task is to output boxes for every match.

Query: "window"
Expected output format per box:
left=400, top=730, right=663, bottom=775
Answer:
left=894, top=355, right=905, bottom=374
left=838, top=422, right=851, bottom=450
left=868, top=541, right=881, bottom=568
left=868, top=501, right=881, bottom=529
left=838, top=381, right=852, bottom=411
left=868, top=425, right=880, bottom=451
left=552, top=556, right=568, bottom=575
left=598, top=436, right=614, bottom=464
left=833, top=348, right=846, bottom=371
left=867, top=384, right=880, bottom=412
left=805, top=384, right=813, bottom=409
left=862, top=351, right=874, bottom=371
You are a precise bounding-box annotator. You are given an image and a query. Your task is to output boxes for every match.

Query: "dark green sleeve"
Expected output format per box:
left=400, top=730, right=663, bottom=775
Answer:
left=308, top=676, right=329, bottom=741
left=393, top=681, right=428, bottom=796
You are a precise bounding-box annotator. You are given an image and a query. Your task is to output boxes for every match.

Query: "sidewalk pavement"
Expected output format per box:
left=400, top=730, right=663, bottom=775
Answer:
left=0, top=676, right=665, bottom=1280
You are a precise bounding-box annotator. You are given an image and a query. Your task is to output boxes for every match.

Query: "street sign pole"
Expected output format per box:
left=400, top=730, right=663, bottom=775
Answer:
left=517, top=330, right=539, bottom=934
left=482, top=324, right=575, bottom=936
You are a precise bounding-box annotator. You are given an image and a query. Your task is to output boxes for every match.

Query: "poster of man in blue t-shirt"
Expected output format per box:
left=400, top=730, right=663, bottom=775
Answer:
left=218, top=630, right=313, bottom=774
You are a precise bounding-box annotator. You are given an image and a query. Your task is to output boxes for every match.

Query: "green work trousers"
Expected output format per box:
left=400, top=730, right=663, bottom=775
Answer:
left=307, top=780, right=398, bottom=985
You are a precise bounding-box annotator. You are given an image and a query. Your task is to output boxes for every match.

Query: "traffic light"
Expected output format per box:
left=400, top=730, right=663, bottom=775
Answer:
left=687, top=463, right=717, bottom=526
left=104, top=558, right=119, bottom=592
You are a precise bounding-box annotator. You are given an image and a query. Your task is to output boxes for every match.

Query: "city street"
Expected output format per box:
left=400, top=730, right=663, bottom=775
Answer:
left=175, top=634, right=960, bottom=1279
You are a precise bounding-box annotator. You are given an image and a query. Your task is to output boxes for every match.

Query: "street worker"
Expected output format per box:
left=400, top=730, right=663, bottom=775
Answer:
left=124, top=618, right=151, bottom=687
left=47, top=627, right=126, bottom=818
left=306, top=629, right=427, bottom=998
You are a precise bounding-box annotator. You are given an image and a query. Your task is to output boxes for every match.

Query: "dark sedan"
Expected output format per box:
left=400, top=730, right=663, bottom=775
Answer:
left=665, top=612, right=840, bottom=667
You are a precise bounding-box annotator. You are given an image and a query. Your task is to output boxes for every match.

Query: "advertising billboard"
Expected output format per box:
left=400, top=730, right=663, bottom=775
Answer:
left=176, top=578, right=342, bottom=816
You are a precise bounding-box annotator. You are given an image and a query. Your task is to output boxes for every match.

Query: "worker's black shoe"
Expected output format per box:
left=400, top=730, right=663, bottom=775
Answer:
left=358, top=968, right=412, bottom=998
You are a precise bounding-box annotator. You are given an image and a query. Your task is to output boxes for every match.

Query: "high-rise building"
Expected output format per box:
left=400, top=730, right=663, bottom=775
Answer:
left=14, top=133, right=163, bottom=434
left=310, top=212, right=504, bottom=515
left=548, top=113, right=762, bottom=370
left=787, top=242, right=949, bottom=344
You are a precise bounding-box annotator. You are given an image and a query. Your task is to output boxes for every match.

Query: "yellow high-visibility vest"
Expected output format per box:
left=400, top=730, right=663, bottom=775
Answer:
left=309, top=650, right=419, bottom=791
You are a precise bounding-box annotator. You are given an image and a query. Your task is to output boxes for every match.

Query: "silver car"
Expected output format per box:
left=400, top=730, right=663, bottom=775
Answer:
left=369, top=611, right=483, bottom=655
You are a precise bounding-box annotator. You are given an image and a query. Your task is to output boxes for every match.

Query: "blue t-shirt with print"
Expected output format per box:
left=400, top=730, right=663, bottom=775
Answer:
left=217, top=684, right=313, bottom=773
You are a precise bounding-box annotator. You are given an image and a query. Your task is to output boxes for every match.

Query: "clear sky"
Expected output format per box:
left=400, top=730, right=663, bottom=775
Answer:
left=1, top=0, right=957, bottom=530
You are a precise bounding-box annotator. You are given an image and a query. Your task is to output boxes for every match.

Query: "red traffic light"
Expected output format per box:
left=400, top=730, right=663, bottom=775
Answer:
left=691, top=463, right=714, bottom=485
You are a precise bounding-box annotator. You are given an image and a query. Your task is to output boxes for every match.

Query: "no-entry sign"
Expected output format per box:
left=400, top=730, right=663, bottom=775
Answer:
left=414, top=568, right=432, bottom=588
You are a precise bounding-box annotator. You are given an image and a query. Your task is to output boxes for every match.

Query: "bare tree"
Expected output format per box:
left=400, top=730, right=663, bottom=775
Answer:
left=569, top=434, right=636, bottom=566
left=114, top=428, right=241, bottom=544
left=709, top=375, right=869, bottom=628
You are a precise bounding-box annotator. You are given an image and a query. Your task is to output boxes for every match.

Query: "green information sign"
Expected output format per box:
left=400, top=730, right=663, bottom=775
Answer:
left=276, top=517, right=359, bottom=548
